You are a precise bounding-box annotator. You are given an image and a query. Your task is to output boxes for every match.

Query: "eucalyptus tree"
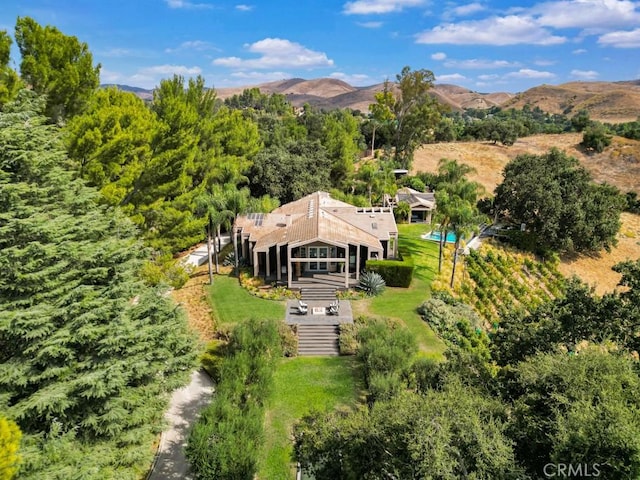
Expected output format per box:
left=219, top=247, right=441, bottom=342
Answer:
left=370, top=66, right=443, bottom=169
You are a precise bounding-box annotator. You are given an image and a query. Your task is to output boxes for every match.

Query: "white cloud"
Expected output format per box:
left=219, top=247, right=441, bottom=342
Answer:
left=213, top=38, right=334, bottom=69
left=140, top=65, right=203, bottom=75
left=415, top=15, right=566, bottom=45
left=100, top=68, right=122, bottom=83
left=431, top=52, right=447, bottom=60
left=329, top=72, right=373, bottom=85
left=343, top=0, right=426, bottom=15
left=478, top=74, right=499, bottom=80
left=165, top=40, right=218, bottom=53
left=228, top=71, right=291, bottom=83
left=506, top=68, right=556, bottom=79
left=598, top=28, right=640, bottom=47
left=571, top=69, right=599, bottom=79
left=165, top=0, right=213, bottom=9
left=444, top=58, right=520, bottom=69
left=235, top=4, right=253, bottom=11
left=357, top=21, right=384, bottom=28
left=572, top=48, right=588, bottom=54
left=436, top=73, right=467, bottom=82
left=533, top=0, right=640, bottom=29
left=534, top=59, right=557, bottom=65
left=451, top=2, right=485, bottom=16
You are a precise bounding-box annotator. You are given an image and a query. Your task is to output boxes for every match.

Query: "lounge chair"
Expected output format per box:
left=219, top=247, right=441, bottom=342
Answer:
left=327, top=300, right=339, bottom=315
left=297, top=300, right=308, bottom=315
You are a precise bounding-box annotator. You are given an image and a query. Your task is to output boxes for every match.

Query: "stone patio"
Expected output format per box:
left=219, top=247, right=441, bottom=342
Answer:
left=285, top=299, right=353, bottom=325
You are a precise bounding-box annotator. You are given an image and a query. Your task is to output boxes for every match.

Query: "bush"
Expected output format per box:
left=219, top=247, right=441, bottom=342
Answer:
left=200, top=340, right=228, bottom=383
left=0, top=415, right=21, bottom=480
left=367, top=371, right=404, bottom=404
left=365, top=250, right=414, bottom=287
left=140, top=253, right=192, bottom=288
left=278, top=323, right=298, bottom=357
left=339, top=323, right=359, bottom=355
left=358, top=271, right=386, bottom=296
left=187, top=319, right=282, bottom=479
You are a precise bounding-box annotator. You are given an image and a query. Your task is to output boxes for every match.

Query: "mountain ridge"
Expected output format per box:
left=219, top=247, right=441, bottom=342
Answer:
left=102, top=78, right=640, bottom=121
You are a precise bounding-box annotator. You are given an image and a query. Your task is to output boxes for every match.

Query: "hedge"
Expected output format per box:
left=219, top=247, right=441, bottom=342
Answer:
left=365, top=249, right=414, bottom=287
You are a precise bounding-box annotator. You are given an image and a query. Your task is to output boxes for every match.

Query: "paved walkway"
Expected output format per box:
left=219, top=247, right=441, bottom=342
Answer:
left=182, top=236, right=230, bottom=268
left=148, top=369, right=214, bottom=480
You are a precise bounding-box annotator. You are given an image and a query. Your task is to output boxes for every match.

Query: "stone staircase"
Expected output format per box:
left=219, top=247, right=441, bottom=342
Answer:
left=297, top=324, right=340, bottom=356
left=300, top=286, right=337, bottom=302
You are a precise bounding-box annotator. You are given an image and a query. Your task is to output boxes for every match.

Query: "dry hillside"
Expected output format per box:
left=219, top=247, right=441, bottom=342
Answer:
left=504, top=81, right=640, bottom=123
left=412, top=134, right=640, bottom=294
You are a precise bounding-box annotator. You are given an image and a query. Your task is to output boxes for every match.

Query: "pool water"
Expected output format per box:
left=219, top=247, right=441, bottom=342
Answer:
left=422, top=230, right=458, bottom=243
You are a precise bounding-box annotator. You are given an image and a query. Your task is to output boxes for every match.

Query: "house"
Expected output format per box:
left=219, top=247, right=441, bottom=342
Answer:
left=395, top=187, right=436, bottom=223
left=235, top=191, right=398, bottom=288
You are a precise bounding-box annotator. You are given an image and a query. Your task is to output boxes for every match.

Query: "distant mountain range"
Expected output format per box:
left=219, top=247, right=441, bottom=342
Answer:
left=101, top=78, right=640, bottom=122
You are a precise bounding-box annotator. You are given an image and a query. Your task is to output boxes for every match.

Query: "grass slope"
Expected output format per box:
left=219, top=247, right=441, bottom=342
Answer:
left=208, top=274, right=285, bottom=326
left=355, top=224, right=446, bottom=358
left=258, top=357, right=363, bottom=480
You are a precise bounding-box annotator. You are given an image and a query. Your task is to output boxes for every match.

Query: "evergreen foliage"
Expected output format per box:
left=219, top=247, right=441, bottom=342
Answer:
left=187, top=319, right=282, bottom=479
left=365, top=251, right=414, bottom=287
left=0, top=91, right=197, bottom=477
left=14, top=17, right=100, bottom=122
left=0, top=31, right=21, bottom=107
left=494, top=148, right=625, bottom=253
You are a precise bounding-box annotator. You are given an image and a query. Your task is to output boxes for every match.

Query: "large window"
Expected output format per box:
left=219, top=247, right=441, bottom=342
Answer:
left=308, top=246, right=328, bottom=271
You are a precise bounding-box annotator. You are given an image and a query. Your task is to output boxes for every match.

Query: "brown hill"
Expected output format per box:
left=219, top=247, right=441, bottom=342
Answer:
left=108, top=78, right=640, bottom=121
left=412, top=134, right=640, bottom=294
left=503, top=81, right=640, bottom=123
left=215, top=78, right=511, bottom=112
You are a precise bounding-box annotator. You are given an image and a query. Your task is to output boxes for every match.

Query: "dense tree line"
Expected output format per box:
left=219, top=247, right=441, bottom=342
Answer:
left=296, top=260, right=640, bottom=479
left=0, top=92, right=197, bottom=478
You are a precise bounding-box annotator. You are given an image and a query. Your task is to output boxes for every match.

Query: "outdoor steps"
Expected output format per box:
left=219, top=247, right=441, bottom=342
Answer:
left=297, top=324, right=340, bottom=356
left=300, top=287, right=337, bottom=302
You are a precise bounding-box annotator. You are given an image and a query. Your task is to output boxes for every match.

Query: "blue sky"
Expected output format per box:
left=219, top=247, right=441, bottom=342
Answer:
left=1, top=0, right=639, bottom=93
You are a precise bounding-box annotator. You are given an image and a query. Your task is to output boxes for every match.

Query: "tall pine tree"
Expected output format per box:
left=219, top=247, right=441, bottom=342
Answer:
left=0, top=91, right=197, bottom=475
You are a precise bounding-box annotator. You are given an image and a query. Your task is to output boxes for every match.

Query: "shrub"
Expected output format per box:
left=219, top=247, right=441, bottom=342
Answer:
left=339, top=323, right=359, bottom=355
left=367, top=371, right=404, bottom=404
left=187, top=319, right=282, bottom=480
left=278, top=323, right=298, bottom=357
left=200, top=339, right=228, bottom=383
left=366, top=250, right=414, bottom=287
left=358, top=271, right=386, bottom=296
left=0, top=415, right=21, bottom=480
left=140, top=253, right=192, bottom=288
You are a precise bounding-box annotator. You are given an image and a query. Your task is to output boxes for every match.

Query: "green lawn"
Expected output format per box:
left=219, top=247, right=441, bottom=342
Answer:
left=367, top=223, right=446, bottom=358
left=208, top=274, right=285, bottom=326
left=258, top=356, right=363, bottom=480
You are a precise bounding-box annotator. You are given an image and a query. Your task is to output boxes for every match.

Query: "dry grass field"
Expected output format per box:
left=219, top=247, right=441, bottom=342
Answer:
left=412, top=134, right=640, bottom=294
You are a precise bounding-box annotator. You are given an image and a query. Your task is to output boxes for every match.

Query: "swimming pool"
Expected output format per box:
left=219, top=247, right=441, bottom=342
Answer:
left=421, top=230, right=458, bottom=243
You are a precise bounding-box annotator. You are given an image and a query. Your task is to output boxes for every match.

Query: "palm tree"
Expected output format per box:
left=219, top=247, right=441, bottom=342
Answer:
left=222, top=185, right=253, bottom=277
left=448, top=200, right=484, bottom=288
left=195, top=188, right=233, bottom=284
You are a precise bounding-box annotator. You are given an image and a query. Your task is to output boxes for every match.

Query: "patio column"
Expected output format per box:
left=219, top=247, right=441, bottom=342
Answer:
left=355, top=244, right=360, bottom=281
left=265, top=247, right=270, bottom=279
left=345, top=246, right=350, bottom=288
left=253, top=249, right=259, bottom=277
left=276, top=245, right=281, bottom=282
left=287, top=244, right=293, bottom=288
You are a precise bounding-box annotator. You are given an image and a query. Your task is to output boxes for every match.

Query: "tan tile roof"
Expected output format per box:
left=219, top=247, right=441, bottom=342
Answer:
left=241, top=191, right=397, bottom=253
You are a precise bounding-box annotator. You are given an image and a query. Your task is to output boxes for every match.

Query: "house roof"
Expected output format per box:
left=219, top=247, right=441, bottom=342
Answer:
left=237, top=191, right=398, bottom=253
left=396, top=187, right=436, bottom=209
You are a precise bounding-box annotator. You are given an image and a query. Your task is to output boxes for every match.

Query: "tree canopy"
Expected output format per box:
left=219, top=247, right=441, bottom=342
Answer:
left=494, top=148, right=624, bottom=253
left=15, top=17, right=100, bottom=122
left=0, top=91, right=196, bottom=476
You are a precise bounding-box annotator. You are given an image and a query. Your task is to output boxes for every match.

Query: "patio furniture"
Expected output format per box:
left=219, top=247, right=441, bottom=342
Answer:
left=327, top=300, right=339, bottom=316
left=297, top=300, right=308, bottom=315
